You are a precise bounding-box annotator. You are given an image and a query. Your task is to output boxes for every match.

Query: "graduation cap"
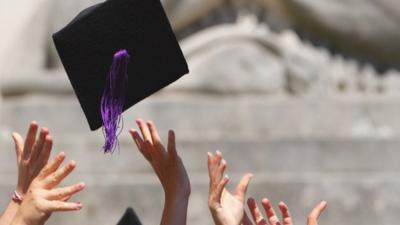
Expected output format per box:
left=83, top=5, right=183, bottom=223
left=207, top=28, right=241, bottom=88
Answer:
left=53, top=0, right=189, bottom=153
left=117, top=208, right=142, bottom=225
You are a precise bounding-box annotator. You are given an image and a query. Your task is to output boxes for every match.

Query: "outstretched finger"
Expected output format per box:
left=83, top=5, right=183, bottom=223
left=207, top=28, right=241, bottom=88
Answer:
left=44, top=161, right=77, bottom=188
left=47, top=182, right=86, bottom=200
left=247, top=198, right=267, bottom=225
left=22, top=121, right=39, bottom=160
left=307, top=201, right=327, bottom=225
left=167, top=130, right=177, bottom=157
left=147, top=121, right=168, bottom=160
left=214, top=150, right=223, bottom=166
left=261, top=198, right=281, bottom=225
left=136, top=119, right=153, bottom=145
left=39, top=152, right=65, bottom=178
left=278, top=202, right=293, bottom=225
left=209, top=175, right=229, bottom=209
left=12, top=132, right=24, bottom=161
left=235, top=173, right=253, bottom=202
left=219, top=159, right=227, bottom=176
left=147, top=121, right=163, bottom=148
left=210, top=151, right=225, bottom=182
left=129, top=129, right=151, bottom=161
left=207, top=152, right=224, bottom=188
left=207, top=152, right=215, bottom=178
left=43, top=201, right=83, bottom=212
left=33, top=135, right=53, bottom=177
left=29, top=128, right=49, bottom=162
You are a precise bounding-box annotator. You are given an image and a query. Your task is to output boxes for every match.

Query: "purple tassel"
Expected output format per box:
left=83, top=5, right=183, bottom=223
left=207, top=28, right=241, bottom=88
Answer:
left=101, top=49, right=130, bottom=153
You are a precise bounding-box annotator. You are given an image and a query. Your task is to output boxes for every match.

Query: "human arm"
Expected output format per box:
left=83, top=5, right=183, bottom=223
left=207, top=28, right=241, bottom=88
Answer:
left=0, top=122, right=51, bottom=225
left=130, top=119, right=191, bottom=225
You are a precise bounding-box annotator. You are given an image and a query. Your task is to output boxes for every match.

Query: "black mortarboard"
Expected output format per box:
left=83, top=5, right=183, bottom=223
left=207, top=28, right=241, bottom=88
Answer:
left=117, top=208, right=142, bottom=225
left=53, top=0, right=189, bottom=152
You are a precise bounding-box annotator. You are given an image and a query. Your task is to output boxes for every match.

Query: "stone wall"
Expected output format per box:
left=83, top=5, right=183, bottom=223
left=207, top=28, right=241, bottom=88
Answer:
left=2, top=86, right=400, bottom=225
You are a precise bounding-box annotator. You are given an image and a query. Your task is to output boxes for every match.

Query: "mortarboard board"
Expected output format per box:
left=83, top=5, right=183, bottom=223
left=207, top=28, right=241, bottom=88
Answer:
left=52, top=0, right=189, bottom=153
left=117, top=208, right=142, bottom=225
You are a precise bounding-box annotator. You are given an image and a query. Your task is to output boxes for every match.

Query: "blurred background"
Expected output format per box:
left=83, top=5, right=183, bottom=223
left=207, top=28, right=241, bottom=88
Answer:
left=1, top=0, right=400, bottom=224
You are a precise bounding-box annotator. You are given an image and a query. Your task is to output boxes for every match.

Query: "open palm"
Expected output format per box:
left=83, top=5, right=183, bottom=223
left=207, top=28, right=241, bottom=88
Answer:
left=217, top=189, right=246, bottom=225
left=208, top=151, right=252, bottom=225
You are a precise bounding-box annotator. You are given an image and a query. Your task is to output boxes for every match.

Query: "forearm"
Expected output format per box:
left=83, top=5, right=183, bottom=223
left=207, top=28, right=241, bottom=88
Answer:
left=0, top=201, right=19, bottom=225
left=10, top=214, right=25, bottom=225
left=160, top=195, right=189, bottom=225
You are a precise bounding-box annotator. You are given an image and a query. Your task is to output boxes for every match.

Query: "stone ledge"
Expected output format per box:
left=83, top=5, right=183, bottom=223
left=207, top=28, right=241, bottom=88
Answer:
left=1, top=138, right=400, bottom=177
left=3, top=94, right=400, bottom=140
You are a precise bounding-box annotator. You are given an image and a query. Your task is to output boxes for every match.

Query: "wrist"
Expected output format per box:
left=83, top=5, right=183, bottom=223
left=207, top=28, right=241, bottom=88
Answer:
left=161, top=194, right=189, bottom=225
left=11, top=216, right=41, bottom=225
left=165, top=193, right=190, bottom=213
left=11, top=210, right=42, bottom=225
left=10, top=213, right=27, bottom=225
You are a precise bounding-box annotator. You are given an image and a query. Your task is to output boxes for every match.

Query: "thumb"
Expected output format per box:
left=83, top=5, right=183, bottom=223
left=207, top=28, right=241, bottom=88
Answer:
left=234, top=173, right=253, bottom=203
left=307, top=201, right=328, bottom=225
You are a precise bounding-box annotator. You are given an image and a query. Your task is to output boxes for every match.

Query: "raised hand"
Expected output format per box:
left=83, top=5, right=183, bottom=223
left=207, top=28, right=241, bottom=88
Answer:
left=208, top=150, right=253, bottom=225
left=11, top=152, right=85, bottom=225
left=244, top=198, right=327, bottom=225
left=1, top=122, right=53, bottom=225
left=130, top=119, right=190, bottom=225
left=13, top=121, right=52, bottom=196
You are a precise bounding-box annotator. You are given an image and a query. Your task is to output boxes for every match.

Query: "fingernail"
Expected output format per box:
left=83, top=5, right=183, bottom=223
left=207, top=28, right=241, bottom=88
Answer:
left=76, top=203, right=83, bottom=210
left=221, top=159, right=226, bottom=165
left=224, top=174, right=229, bottom=179
left=69, top=160, right=77, bottom=167
left=261, top=198, right=269, bottom=203
left=207, top=152, right=212, bottom=157
left=78, top=182, right=86, bottom=189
